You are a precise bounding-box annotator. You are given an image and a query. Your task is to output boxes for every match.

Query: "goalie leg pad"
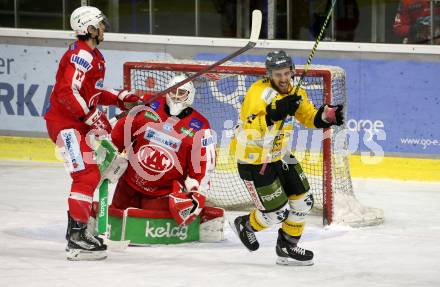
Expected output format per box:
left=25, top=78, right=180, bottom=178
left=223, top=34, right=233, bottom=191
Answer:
left=199, top=207, right=225, bottom=242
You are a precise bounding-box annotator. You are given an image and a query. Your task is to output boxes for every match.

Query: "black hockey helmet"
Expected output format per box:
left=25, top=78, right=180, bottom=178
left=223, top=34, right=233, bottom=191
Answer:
left=265, top=50, right=294, bottom=75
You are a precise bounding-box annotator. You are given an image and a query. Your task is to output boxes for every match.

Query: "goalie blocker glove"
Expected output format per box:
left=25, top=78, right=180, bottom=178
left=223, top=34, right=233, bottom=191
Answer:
left=266, top=94, right=302, bottom=125
left=117, top=90, right=142, bottom=110
left=314, top=104, right=344, bottom=128
left=169, top=181, right=206, bottom=226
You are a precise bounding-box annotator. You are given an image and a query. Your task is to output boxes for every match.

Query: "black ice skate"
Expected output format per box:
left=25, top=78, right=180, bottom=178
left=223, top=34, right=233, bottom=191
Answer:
left=233, top=215, right=259, bottom=251
left=275, top=228, right=313, bottom=266
left=66, top=214, right=107, bottom=261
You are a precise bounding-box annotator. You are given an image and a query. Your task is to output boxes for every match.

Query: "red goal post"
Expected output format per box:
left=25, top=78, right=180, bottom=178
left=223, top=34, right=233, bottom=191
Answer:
left=122, top=60, right=384, bottom=227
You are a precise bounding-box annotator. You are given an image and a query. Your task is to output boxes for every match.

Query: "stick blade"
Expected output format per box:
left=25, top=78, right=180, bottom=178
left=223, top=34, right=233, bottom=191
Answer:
left=249, top=10, right=262, bottom=43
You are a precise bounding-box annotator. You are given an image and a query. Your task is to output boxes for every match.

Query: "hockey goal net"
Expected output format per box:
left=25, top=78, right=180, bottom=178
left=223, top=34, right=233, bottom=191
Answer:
left=123, top=60, right=384, bottom=227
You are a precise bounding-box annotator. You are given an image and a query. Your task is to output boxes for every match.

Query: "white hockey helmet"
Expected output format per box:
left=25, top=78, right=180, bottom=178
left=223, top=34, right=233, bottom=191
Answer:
left=70, top=6, right=105, bottom=36
left=165, top=74, right=195, bottom=116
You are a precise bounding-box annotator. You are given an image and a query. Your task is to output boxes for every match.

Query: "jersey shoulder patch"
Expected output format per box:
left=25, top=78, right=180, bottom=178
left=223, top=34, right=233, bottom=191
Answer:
left=70, top=49, right=93, bottom=72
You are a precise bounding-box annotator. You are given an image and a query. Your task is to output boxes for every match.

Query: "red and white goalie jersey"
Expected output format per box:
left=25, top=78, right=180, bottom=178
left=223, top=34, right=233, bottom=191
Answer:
left=44, top=40, right=121, bottom=131
left=111, top=96, right=216, bottom=197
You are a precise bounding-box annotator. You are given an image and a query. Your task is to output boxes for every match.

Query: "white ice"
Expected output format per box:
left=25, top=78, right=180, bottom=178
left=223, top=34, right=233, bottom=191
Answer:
left=1, top=160, right=440, bottom=287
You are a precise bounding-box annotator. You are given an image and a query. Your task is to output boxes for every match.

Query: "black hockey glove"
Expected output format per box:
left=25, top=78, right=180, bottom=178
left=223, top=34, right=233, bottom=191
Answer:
left=266, top=94, right=302, bottom=125
left=314, top=104, right=344, bottom=128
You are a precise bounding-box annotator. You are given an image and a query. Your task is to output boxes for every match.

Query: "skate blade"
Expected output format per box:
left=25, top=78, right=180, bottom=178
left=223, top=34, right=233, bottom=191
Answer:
left=66, top=249, right=108, bottom=261
left=276, top=256, right=314, bottom=266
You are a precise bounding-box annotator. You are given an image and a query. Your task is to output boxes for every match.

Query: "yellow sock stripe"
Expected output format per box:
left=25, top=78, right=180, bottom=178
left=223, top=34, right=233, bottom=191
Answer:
left=282, top=219, right=305, bottom=237
left=249, top=209, right=267, bottom=231
left=288, top=193, right=307, bottom=200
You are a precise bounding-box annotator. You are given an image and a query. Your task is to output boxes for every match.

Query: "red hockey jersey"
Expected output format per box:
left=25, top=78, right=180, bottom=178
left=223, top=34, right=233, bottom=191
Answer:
left=111, top=97, right=216, bottom=197
left=44, top=40, right=120, bottom=131
left=393, top=0, right=440, bottom=43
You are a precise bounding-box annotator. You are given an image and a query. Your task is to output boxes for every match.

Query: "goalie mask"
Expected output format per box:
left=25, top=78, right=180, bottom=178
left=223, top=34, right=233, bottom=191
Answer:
left=70, top=6, right=109, bottom=36
left=165, top=75, right=195, bottom=116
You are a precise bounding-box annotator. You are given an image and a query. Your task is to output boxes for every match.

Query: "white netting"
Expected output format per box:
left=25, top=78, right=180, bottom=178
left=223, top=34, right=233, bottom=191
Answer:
left=124, top=60, right=384, bottom=226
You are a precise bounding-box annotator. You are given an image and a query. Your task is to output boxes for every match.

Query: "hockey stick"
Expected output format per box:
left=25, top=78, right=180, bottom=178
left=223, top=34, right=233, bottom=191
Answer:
left=259, top=0, right=337, bottom=175
left=115, top=9, right=262, bottom=120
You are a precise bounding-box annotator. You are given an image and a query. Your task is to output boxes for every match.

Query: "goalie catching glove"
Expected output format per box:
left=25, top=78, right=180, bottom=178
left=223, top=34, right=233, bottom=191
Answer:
left=169, top=180, right=206, bottom=226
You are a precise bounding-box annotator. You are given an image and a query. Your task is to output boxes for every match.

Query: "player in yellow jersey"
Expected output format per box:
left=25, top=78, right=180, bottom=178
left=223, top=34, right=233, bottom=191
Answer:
left=232, top=50, right=344, bottom=266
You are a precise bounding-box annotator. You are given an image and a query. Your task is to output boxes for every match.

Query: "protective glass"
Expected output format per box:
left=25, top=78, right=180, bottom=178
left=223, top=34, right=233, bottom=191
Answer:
left=100, top=15, right=111, bottom=32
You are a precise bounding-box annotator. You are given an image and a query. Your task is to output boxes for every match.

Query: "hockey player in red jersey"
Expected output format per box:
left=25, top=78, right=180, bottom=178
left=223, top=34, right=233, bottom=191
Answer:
left=110, top=75, right=217, bottom=228
left=393, top=0, right=440, bottom=44
left=44, top=6, right=139, bottom=260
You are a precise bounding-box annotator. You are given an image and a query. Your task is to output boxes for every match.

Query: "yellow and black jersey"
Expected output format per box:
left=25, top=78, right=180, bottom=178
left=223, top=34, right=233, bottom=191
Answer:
left=232, top=78, right=319, bottom=165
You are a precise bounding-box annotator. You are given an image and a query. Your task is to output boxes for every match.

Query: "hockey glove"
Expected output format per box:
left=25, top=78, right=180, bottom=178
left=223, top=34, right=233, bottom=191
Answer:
left=266, top=94, right=302, bottom=124
left=83, top=109, right=112, bottom=134
left=314, top=104, right=344, bottom=128
left=117, top=90, right=141, bottom=110
left=169, top=184, right=206, bottom=226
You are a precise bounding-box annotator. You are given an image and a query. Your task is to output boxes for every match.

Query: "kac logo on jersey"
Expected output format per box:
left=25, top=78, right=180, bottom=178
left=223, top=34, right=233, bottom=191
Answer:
left=137, top=144, right=174, bottom=173
left=150, top=101, right=160, bottom=111
left=189, top=118, right=203, bottom=131
left=70, top=54, right=92, bottom=71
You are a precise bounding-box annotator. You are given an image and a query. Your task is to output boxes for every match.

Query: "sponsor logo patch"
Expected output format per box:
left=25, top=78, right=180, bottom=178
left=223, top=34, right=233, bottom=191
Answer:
left=95, top=79, right=104, bottom=89
left=261, top=88, right=277, bottom=104
left=150, top=101, right=160, bottom=111
left=163, top=123, right=173, bottom=132
left=201, top=136, right=214, bottom=147
left=260, top=187, right=283, bottom=202
left=144, top=111, right=160, bottom=122
left=244, top=180, right=265, bottom=210
left=189, top=118, right=203, bottom=131
left=145, top=221, right=188, bottom=240
left=180, top=127, right=195, bottom=137
left=60, top=129, right=85, bottom=172
left=70, top=54, right=92, bottom=71
left=144, top=127, right=181, bottom=152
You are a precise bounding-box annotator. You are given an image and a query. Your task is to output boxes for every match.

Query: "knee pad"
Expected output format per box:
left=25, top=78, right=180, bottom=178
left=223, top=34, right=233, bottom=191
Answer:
left=287, top=192, right=314, bottom=222
left=250, top=202, right=290, bottom=231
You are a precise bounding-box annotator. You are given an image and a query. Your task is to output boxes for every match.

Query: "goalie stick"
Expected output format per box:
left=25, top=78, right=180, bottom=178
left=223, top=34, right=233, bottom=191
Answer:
left=259, top=0, right=338, bottom=175
left=96, top=140, right=130, bottom=251
left=97, top=179, right=130, bottom=251
left=115, top=9, right=262, bottom=120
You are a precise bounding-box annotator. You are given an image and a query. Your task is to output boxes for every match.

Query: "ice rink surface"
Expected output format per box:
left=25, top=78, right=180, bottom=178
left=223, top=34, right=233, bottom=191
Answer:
left=1, top=160, right=439, bottom=287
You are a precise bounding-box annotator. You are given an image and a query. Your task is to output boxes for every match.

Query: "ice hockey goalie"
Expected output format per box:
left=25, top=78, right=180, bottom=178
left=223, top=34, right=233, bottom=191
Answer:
left=108, top=75, right=225, bottom=244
